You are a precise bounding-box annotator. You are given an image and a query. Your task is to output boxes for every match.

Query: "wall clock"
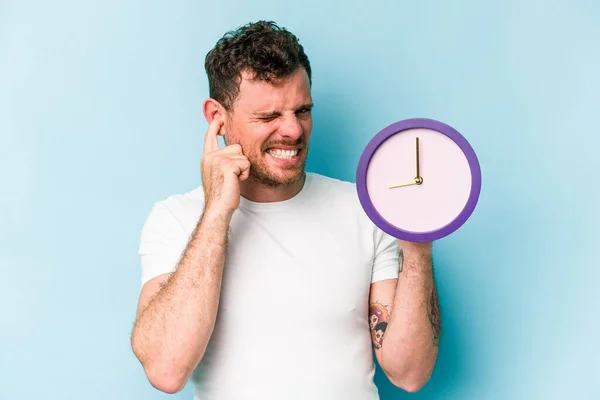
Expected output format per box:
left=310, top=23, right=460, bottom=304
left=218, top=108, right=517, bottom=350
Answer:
left=356, top=118, right=482, bottom=242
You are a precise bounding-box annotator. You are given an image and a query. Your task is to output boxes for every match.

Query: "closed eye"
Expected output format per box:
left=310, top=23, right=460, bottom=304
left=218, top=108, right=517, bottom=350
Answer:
left=253, top=104, right=313, bottom=122
left=296, top=106, right=312, bottom=117
left=255, top=113, right=279, bottom=122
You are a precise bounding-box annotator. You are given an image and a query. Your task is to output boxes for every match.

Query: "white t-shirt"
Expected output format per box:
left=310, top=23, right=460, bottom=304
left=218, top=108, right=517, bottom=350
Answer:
left=138, top=172, right=400, bottom=400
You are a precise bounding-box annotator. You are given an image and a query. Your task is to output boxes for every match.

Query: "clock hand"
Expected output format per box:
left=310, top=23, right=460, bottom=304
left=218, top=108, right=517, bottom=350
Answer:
left=416, top=137, right=423, bottom=185
left=415, top=137, right=423, bottom=184
left=389, top=178, right=418, bottom=189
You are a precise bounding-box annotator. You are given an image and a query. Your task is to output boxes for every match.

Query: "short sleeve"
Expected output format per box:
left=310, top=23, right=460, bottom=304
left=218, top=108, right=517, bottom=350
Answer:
left=138, top=202, right=189, bottom=287
left=371, top=226, right=400, bottom=283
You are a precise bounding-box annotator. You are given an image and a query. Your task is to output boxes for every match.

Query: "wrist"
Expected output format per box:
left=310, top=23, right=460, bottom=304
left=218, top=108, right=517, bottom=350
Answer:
left=398, top=240, right=432, bottom=255
left=201, top=204, right=234, bottom=226
left=398, top=241, right=433, bottom=270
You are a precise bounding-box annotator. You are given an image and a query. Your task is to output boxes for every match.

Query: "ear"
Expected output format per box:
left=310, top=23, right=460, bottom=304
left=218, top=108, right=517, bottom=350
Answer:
left=202, top=98, right=227, bottom=136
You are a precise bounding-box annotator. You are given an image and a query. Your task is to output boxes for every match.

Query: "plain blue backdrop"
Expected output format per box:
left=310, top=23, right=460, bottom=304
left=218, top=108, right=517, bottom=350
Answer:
left=1, top=0, right=599, bottom=399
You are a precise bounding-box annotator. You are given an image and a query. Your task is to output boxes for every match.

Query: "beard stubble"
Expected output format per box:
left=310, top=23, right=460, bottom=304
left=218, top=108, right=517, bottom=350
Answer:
left=248, top=139, right=309, bottom=188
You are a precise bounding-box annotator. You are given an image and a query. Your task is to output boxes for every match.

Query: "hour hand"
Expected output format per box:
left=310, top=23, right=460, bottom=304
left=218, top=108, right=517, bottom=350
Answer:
left=389, top=178, right=418, bottom=188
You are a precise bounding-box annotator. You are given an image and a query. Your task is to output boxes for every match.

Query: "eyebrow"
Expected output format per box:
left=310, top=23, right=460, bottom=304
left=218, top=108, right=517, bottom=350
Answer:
left=252, top=103, right=314, bottom=118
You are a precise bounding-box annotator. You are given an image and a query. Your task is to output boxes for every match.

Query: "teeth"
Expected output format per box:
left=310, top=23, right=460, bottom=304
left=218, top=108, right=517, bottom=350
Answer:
left=268, top=148, right=298, bottom=159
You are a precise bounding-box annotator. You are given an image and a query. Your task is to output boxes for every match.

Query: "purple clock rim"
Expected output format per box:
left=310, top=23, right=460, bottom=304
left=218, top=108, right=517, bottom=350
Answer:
left=356, top=118, right=482, bottom=242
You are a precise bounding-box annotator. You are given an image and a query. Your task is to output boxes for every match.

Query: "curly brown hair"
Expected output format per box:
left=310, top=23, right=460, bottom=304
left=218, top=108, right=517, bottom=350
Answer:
left=204, top=20, right=312, bottom=111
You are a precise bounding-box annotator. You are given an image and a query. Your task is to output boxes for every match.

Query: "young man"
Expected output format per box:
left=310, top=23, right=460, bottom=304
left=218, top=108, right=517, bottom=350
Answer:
left=131, top=20, right=440, bottom=399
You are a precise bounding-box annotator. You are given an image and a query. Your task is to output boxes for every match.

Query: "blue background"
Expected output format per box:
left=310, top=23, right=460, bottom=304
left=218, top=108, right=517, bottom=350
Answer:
left=1, top=0, right=599, bottom=399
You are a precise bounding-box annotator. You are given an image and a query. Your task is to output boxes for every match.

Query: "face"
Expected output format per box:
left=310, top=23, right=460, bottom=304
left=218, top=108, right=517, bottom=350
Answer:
left=375, top=329, right=384, bottom=344
left=222, top=67, right=313, bottom=187
left=369, top=304, right=387, bottom=329
left=369, top=314, right=379, bottom=330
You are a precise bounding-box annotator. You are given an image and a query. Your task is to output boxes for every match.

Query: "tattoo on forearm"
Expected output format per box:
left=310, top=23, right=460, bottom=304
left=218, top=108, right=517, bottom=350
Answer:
left=369, top=301, right=389, bottom=350
left=428, top=287, right=441, bottom=346
left=398, top=248, right=404, bottom=273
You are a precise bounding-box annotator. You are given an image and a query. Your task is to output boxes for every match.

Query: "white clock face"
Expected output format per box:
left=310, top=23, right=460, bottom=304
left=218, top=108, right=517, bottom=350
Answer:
left=366, top=128, right=472, bottom=234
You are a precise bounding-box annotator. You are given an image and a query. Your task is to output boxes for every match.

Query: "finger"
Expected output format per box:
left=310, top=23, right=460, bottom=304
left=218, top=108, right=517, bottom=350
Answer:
left=227, top=155, right=248, bottom=162
left=239, top=162, right=251, bottom=182
left=217, top=143, right=243, bottom=156
left=203, top=117, right=223, bottom=155
left=226, top=158, right=251, bottom=177
left=238, top=157, right=251, bottom=178
left=212, top=154, right=248, bottom=165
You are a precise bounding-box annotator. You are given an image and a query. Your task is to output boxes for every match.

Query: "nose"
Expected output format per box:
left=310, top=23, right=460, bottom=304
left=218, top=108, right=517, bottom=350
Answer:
left=278, top=114, right=303, bottom=140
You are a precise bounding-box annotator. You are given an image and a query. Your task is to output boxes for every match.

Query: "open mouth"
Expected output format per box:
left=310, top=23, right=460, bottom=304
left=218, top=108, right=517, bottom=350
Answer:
left=266, top=148, right=300, bottom=160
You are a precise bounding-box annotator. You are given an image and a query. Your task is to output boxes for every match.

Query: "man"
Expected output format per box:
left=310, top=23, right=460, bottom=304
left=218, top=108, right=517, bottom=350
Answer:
left=131, top=20, right=440, bottom=399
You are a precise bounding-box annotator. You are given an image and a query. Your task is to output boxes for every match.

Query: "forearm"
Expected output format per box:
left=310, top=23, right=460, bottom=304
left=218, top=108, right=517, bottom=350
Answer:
left=380, top=243, right=440, bottom=389
left=131, top=209, right=229, bottom=391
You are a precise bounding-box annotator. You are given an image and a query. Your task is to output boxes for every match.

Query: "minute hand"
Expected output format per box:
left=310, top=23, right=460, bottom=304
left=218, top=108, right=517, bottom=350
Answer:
left=416, top=137, right=421, bottom=179
left=415, top=137, right=423, bottom=184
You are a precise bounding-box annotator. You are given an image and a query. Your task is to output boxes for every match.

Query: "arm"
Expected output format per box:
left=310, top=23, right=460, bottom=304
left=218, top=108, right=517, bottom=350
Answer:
left=368, top=241, right=440, bottom=393
left=131, top=208, right=230, bottom=393
left=131, top=115, right=250, bottom=393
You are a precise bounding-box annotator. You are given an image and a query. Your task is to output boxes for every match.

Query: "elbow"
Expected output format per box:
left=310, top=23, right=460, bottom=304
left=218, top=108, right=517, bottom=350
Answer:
left=131, top=339, right=189, bottom=394
left=379, top=344, right=438, bottom=393
left=144, top=364, right=188, bottom=394
left=387, top=374, right=429, bottom=393
left=380, top=358, right=435, bottom=393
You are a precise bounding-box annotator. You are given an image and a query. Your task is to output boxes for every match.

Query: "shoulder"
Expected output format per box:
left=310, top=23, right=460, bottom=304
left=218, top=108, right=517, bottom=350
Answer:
left=142, top=185, right=206, bottom=237
left=306, top=172, right=368, bottom=217
left=161, top=185, right=206, bottom=216
left=307, top=172, right=357, bottom=198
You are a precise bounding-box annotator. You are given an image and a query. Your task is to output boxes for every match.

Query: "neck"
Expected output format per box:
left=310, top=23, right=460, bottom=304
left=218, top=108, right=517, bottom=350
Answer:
left=240, top=172, right=306, bottom=203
